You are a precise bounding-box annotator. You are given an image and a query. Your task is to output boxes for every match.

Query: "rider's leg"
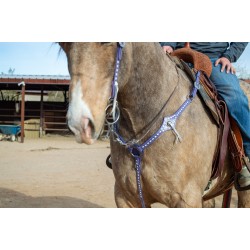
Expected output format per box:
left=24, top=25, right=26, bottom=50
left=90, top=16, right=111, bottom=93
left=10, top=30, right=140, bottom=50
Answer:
left=209, top=58, right=250, bottom=190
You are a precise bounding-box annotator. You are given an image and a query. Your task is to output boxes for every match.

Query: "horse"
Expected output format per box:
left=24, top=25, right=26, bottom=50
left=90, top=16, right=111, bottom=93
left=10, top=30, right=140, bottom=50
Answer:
left=59, top=42, right=250, bottom=208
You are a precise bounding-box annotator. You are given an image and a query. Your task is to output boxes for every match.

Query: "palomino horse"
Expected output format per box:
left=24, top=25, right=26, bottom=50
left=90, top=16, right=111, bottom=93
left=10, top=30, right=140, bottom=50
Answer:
left=59, top=42, right=250, bottom=208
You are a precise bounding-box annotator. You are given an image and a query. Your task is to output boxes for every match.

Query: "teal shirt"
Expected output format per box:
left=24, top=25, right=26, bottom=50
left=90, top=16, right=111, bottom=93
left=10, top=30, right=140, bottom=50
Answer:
left=159, top=42, right=248, bottom=63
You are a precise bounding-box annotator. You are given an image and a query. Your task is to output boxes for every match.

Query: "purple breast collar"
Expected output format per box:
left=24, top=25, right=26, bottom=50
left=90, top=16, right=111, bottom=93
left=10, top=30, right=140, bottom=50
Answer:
left=106, top=43, right=201, bottom=208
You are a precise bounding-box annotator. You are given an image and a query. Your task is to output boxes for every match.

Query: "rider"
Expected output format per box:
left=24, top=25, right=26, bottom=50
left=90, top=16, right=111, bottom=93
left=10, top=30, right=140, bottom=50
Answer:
left=160, top=42, right=250, bottom=191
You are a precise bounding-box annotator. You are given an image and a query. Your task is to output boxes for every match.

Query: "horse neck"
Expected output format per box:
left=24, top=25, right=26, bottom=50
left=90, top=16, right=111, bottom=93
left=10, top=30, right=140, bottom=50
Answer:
left=118, top=43, right=182, bottom=137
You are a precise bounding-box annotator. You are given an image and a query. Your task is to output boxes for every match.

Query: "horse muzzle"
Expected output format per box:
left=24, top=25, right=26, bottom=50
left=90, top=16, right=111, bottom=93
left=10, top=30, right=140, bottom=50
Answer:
left=68, top=116, right=96, bottom=145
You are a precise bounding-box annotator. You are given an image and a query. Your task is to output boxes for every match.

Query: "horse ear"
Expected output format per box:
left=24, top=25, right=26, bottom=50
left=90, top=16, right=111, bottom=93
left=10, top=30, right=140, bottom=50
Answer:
left=58, top=42, right=71, bottom=52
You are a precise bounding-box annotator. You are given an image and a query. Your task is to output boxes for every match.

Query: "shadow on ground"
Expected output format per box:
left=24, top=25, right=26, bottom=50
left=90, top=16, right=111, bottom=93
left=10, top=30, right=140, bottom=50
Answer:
left=0, top=188, right=102, bottom=208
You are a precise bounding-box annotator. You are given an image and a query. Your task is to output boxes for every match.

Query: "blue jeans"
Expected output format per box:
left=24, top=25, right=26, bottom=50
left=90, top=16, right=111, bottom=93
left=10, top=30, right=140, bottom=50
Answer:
left=209, top=58, right=250, bottom=158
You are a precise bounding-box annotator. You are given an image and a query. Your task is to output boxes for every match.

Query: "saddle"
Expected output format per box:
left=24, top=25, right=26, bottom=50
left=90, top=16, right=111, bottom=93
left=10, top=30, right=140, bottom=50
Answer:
left=171, top=47, right=213, bottom=77
left=170, top=46, right=246, bottom=200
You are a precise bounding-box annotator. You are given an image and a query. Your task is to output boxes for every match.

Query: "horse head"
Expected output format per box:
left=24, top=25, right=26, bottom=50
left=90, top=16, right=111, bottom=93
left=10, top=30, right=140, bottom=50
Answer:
left=59, top=42, right=128, bottom=144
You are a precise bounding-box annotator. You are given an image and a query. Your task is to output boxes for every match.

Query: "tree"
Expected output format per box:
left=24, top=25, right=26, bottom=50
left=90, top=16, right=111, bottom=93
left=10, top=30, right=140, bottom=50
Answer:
left=8, top=67, right=15, bottom=75
left=1, top=67, right=16, bottom=75
left=234, top=64, right=250, bottom=79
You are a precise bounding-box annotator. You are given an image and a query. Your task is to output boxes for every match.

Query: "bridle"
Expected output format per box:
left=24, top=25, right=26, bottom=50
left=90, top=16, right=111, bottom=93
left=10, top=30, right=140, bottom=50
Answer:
left=105, top=42, right=125, bottom=126
left=105, top=42, right=201, bottom=208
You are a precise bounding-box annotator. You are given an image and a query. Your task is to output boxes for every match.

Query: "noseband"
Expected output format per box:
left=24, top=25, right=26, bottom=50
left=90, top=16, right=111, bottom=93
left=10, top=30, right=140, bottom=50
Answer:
left=105, top=43, right=201, bottom=208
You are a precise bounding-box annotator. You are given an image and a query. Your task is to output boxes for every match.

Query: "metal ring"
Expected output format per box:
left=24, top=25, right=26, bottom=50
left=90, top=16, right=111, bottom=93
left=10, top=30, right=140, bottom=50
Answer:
left=130, top=146, right=142, bottom=158
left=105, top=103, right=120, bottom=125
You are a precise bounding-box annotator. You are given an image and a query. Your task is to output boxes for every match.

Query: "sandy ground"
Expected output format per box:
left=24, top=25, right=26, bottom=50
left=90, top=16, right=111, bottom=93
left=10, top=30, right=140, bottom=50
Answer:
left=0, top=135, right=116, bottom=208
left=0, top=134, right=238, bottom=208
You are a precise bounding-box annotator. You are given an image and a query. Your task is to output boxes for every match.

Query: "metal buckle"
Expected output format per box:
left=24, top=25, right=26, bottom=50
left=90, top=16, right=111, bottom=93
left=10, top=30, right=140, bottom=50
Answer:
left=194, top=80, right=200, bottom=89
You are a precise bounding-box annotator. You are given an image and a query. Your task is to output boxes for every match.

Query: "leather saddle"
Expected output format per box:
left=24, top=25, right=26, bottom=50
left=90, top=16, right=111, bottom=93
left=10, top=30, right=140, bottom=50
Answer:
left=172, top=46, right=213, bottom=77
left=170, top=45, right=246, bottom=200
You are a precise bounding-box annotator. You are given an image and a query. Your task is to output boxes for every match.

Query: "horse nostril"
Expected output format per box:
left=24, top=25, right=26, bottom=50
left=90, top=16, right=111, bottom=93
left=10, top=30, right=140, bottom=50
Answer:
left=80, top=117, right=95, bottom=137
left=82, top=117, right=90, bottom=130
left=87, top=119, right=96, bottom=138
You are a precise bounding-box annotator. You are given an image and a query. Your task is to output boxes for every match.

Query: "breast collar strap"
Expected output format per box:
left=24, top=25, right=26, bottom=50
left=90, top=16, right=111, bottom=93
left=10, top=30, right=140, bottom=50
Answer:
left=105, top=44, right=201, bottom=208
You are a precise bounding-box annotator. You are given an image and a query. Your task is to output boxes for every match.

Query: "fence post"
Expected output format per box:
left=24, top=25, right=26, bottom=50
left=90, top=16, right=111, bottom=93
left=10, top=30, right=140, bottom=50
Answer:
left=18, top=81, right=25, bottom=143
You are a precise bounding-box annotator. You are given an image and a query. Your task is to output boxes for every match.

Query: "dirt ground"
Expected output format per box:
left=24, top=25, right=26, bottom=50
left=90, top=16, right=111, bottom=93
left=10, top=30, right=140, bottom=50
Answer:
left=0, top=134, right=238, bottom=208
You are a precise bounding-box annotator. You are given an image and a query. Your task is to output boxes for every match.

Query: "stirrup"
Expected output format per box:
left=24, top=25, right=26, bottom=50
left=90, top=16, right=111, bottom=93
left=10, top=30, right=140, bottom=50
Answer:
left=234, top=157, right=250, bottom=191
left=243, top=156, right=250, bottom=172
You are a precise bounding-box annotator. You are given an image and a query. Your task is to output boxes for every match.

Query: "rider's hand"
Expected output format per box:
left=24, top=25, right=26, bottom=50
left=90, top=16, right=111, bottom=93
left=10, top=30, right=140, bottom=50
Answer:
left=162, top=46, right=174, bottom=54
left=215, top=57, right=236, bottom=74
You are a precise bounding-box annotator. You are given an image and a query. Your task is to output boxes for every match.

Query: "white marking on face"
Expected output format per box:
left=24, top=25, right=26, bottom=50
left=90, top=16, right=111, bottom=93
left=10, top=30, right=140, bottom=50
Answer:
left=67, top=80, right=93, bottom=132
